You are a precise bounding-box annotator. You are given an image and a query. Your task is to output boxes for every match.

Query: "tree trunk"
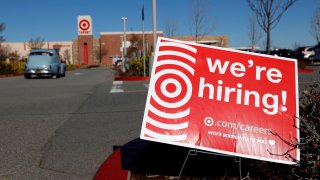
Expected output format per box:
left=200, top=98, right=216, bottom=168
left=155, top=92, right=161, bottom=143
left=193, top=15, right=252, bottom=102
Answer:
left=266, top=19, right=271, bottom=54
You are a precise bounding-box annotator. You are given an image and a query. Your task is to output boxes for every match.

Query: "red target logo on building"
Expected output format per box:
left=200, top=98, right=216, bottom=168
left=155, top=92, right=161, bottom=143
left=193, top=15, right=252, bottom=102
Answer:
left=78, top=16, right=92, bottom=35
left=79, top=20, right=90, bottom=31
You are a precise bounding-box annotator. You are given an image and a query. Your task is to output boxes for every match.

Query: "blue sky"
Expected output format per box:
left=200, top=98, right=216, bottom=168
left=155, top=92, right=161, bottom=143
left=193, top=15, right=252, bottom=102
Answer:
left=0, top=0, right=317, bottom=49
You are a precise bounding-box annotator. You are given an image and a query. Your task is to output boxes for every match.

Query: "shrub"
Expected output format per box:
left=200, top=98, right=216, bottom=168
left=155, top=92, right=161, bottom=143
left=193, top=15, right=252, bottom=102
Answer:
left=66, top=64, right=76, bottom=71
left=0, top=62, right=24, bottom=74
left=297, top=59, right=308, bottom=69
left=129, top=57, right=144, bottom=76
left=126, top=56, right=149, bottom=76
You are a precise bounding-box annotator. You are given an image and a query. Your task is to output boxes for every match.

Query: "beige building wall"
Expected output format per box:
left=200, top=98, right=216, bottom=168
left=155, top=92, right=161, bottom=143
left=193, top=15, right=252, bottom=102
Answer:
left=3, top=34, right=228, bottom=66
left=171, top=35, right=229, bottom=47
left=2, top=41, right=73, bottom=64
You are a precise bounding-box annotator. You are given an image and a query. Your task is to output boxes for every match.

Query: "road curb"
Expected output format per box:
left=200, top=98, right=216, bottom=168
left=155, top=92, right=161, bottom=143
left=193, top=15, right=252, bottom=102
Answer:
left=298, top=68, right=314, bottom=73
left=93, top=148, right=129, bottom=180
left=0, top=73, right=23, bottom=78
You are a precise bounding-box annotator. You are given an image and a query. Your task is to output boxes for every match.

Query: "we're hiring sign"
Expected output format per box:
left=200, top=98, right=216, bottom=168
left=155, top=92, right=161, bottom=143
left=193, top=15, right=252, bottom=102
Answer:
left=140, top=37, right=299, bottom=164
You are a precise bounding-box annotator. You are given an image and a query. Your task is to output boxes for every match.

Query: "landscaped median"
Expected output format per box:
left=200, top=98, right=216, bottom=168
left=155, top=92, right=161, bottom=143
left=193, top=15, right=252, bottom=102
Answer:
left=115, top=76, right=150, bottom=81
left=114, top=66, right=150, bottom=81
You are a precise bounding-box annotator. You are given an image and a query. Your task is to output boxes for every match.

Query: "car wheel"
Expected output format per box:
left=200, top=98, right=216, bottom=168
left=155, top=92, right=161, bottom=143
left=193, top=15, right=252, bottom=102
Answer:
left=309, top=56, right=315, bottom=64
left=53, top=68, right=60, bottom=79
left=24, top=73, right=31, bottom=79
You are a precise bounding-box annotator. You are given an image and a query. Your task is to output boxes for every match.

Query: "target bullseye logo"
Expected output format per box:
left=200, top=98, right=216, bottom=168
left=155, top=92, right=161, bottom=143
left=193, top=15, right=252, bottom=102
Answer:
left=161, top=79, right=181, bottom=98
left=79, top=19, right=90, bottom=31
left=153, top=69, right=192, bottom=109
left=142, top=40, right=197, bottom=141
left=204, top=117, right=214, bottom=126
left=78, top=16, right=92, bottom=35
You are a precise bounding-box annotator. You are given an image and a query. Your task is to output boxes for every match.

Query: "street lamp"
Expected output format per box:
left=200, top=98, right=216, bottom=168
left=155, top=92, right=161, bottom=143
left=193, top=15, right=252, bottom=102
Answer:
left=121, top=17, right=127, bottom=57
left=152, top=0, right=157, bottom=52
left=120, top=35, right=125, bottom=72
left=150, top=0, right=157, bottom=75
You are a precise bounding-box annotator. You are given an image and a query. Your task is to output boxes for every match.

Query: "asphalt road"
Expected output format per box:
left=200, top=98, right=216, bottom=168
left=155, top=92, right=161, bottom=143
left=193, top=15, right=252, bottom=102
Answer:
left=0, top=68, right=148, bottom=179
left=0, top=65, right=319, bottom=180
left=298, top=65, right=320, bottom=92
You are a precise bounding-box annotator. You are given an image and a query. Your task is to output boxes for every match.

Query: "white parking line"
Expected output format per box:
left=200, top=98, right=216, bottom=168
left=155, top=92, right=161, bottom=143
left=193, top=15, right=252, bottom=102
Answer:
left=110, top=81, right=124, bottom=93
left=110, top=81, right=150, bottom=93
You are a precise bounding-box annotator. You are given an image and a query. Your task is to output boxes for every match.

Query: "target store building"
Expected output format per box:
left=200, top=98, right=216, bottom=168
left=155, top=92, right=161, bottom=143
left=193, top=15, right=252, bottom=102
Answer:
left=73, top=15, right=164, bottom=66
left=73, top=16, right=228, bottom=66
left=3, top=15, right=228, bottom=66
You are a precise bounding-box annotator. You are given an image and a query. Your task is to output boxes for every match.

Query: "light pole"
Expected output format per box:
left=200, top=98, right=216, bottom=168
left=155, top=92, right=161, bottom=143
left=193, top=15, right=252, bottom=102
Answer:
left=150, top=0, right=157, bottom=75
left=142, top=5, right=146, bottom=77
left=121, top=17, right=127, bottom=57
left=152, top=0, right=157, bottom=52
left=120, top=35, right=125, bottom=72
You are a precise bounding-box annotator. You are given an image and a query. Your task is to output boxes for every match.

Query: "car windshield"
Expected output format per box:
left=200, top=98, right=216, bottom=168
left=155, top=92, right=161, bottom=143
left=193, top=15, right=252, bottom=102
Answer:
left=29, top=52, right=53, bottom=56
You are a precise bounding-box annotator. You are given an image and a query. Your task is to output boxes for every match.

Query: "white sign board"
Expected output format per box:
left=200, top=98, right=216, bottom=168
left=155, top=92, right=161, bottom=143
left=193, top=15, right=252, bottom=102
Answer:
left=78, top=16, right=92, bottom=35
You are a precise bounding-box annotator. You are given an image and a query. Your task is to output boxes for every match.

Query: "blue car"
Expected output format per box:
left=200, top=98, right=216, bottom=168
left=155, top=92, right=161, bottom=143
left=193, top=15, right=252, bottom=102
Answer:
left=24, top=49, right=66, bottom=79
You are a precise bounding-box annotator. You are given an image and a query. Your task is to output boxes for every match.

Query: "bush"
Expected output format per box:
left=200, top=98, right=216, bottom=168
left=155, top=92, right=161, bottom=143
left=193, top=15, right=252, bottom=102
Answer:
left=0, top=62, right=24, bottom=74
left=66, top=64, right=76, bottom=71
left=126, top=57, right=149, bottom=76
left=297, top=59, right=308, bottom=69
left=129, top=57, right=144, bottom=76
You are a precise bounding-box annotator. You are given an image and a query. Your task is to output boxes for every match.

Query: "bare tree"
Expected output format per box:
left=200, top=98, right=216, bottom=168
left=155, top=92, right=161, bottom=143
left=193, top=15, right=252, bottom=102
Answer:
left=28, top=37, right=45, bottom=49
left=190, top=0, right=215, bottom=42
left=127, top=34, right=143, bottom=59
left=94, top=47, right=108, bottom=64
left=216, top=36, right=228, bottom=47
left=247, top=0, right=297, bottom=54
left=164, top=19, right=178, bottom=37
left=248, top=14, right=262, bottom=51
left=0, top=45, right=11, bottom=61
left=310, top=8, right=320, bottom=43
left=8, top=50, right=20, bottom=63
left=292, top=42, right=301, bottom=50
left=62, top=49, right=71, bottom=64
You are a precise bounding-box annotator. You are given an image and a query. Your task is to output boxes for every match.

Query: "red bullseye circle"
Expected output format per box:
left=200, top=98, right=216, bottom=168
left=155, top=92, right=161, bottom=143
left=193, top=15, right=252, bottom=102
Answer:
left=166, top=83, right=176, bottom=93
left=79, top=20, right=90, bottom=31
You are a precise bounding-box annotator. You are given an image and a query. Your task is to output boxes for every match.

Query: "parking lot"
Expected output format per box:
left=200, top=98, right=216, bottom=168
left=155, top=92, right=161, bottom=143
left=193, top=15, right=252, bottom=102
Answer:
left=0, top=65, right=319, bottom=179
